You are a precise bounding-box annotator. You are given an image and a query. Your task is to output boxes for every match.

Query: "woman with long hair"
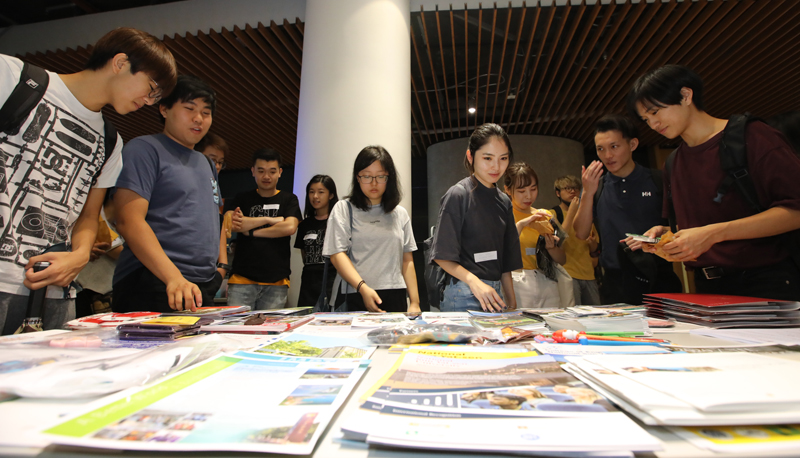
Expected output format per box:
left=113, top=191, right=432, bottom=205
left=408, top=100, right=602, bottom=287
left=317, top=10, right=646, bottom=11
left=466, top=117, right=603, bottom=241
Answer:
left=429, top=123, right=522, bottom=312
left=294, top=174, right=338, bottom=306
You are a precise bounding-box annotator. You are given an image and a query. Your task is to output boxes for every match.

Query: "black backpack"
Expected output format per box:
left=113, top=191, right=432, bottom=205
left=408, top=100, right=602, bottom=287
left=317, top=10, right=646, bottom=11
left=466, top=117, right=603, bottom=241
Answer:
left=663, top=113, right=800, bottom=268
left=0, top=61, right=118, bottom=183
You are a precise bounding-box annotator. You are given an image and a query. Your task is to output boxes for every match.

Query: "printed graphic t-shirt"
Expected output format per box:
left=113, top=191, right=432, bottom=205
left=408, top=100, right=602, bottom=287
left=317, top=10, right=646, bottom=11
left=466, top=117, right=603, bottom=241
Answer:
left=225, top=189, right=302, bottom=283
left=0, top=55, right=123, bottom=298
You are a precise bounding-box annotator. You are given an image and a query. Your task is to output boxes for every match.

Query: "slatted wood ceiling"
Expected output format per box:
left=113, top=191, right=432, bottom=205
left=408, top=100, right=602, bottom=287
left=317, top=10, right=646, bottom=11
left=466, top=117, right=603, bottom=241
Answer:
left=19, top=0, right=800, bottom=169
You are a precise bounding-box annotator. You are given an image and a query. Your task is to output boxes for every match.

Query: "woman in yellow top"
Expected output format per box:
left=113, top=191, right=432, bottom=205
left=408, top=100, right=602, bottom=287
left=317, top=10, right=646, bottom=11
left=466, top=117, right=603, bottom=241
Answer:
left=504, top=162, right=574, bottom=308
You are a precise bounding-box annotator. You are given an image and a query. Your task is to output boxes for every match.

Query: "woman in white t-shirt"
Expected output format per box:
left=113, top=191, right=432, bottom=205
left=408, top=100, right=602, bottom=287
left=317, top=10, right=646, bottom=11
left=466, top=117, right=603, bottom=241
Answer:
left=322, top=146, right=419, bottom=313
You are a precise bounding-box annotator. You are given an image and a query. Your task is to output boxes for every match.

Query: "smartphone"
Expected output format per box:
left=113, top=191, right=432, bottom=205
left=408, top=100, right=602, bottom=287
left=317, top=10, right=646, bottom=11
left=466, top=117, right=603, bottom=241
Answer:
left=625, top=233, right=659, bottom=243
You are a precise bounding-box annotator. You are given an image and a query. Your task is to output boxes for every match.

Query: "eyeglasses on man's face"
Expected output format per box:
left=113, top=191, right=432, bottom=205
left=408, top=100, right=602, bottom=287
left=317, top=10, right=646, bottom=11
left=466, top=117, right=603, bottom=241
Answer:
left=148, top=77, right=163, bottom=102
left=560, top=186, right=580, bottom=192
left=213, top=159, right=226, bottom=170
left=357, top=175, right=389, bottom=184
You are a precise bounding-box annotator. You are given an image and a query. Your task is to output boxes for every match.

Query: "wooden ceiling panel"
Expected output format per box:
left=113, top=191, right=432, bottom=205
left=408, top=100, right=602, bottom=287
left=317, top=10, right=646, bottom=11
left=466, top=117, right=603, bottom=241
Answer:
left=17, top=1, right=800, bottom=167
left=410, top=0, right=800, bottom=155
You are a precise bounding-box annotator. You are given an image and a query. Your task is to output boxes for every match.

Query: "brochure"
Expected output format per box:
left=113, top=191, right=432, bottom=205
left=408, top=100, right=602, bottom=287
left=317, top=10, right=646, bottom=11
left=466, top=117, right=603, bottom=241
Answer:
left=243, top=333, right=376, bottom=360
left=350, top=313, right=411, bottom=329
left=40, top=354, right=366, bottom=454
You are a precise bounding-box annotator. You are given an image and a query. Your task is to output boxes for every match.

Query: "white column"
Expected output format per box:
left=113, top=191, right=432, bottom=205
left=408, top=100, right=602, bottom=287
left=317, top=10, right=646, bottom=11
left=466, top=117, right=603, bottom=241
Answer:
left=290, top=0, right=412, bottom=307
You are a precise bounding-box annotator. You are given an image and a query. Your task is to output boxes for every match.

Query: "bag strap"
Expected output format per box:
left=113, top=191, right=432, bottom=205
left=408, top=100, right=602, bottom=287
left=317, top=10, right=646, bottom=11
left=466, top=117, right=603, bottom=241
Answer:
left=716, top=113, right=764, bottom=213
left=552, top=205, right=564, bottom=225
left=0, top=62, right=49, bottom=135
left=313, top=258, right=331, bottom=312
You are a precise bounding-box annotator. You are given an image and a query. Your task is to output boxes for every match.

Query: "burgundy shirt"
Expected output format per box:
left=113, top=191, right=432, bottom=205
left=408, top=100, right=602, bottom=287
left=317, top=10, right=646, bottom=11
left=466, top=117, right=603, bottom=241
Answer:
left=665, top=121, right=800, bottom=269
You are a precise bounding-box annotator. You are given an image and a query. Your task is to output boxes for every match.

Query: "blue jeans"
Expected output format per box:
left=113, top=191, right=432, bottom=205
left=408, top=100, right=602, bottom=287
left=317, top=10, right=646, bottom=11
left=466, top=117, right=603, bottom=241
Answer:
left=227, top=284, right=288, bottom=310
left=440, top=279, right=503, bottom=313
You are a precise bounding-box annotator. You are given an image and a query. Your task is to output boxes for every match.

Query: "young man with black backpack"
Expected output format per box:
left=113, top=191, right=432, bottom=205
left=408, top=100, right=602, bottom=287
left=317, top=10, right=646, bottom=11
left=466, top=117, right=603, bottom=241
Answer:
left=573, top=114, right=682, bottom=305
left=0, top=28, right=177, bottom=334
left=628, top=65, right=800, bottom=300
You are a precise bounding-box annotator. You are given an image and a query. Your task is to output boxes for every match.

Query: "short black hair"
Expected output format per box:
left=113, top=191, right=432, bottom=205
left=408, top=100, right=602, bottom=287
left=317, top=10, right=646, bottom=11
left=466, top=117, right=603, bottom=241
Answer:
left=627, top=64, right=706, bottom=119
left=347, top=145, right=402, bottom=213
left=595, top=114, right=639, bottom=140
left=158, top=74, right=216, bottom=117
left=251, top=148, right=282, bottom=168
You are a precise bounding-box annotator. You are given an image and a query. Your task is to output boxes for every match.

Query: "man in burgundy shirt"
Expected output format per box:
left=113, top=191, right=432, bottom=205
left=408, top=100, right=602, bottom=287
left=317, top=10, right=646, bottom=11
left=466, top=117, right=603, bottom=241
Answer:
left=627, top=65, right=800, bottom=300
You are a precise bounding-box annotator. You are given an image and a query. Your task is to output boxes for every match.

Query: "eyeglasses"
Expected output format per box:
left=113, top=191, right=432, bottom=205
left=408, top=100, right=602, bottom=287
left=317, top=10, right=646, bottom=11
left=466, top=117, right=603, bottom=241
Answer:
left=213, top=159, right=226, bottom=170
left=147, top=77, right=163, bottom=102
left=559, top=186, right=580, bottom=192
left=357, top=175, right=389, bottom=184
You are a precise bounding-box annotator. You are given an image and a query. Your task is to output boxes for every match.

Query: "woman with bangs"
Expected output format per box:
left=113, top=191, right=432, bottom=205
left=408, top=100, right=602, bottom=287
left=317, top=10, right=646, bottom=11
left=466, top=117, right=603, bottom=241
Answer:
left=504, top=162, right=573, bottom=309
left=429, top=123, right=523, bottom=312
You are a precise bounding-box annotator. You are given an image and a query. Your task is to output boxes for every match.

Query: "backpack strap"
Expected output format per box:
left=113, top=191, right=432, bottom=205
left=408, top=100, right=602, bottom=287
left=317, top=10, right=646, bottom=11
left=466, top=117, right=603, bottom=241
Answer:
left=0, top=62, right=49, bottom=135
left=552, top=205, right=564, bottom=225
left=716, top=113, right=764, bottom=213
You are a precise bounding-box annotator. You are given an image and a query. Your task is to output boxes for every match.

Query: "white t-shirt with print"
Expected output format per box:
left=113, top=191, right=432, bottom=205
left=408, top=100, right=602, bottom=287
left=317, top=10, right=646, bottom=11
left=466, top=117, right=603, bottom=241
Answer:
left=0, top=54, right=123, bottom=297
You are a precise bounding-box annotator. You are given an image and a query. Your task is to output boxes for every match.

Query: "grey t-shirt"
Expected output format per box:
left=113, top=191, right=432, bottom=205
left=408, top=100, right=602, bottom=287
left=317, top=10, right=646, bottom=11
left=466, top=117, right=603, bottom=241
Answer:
left=114, top=134, right=220, bottom=284
left=322, top=199, right=416, bottom=292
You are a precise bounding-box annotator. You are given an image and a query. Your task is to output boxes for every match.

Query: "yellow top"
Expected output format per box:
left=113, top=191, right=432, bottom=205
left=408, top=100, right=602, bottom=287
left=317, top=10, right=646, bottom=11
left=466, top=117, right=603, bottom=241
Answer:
left=561, top=221, right=597, bottom=281
left=513, top=207, right=555, bottom=271
left=228, top=275, right=291, bottom=287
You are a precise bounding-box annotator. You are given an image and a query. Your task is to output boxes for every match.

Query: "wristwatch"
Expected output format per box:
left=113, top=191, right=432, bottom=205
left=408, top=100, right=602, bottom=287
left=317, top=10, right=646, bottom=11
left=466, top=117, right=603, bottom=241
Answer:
left=216, top=262, right=231, bottom=271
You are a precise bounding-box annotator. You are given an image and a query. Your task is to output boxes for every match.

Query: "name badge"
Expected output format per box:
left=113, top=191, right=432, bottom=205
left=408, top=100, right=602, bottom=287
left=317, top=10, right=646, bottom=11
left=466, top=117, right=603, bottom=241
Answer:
left=474, top=251, right=497, bottom=263
left=304, top=233, right=318, bottom=241
left=526, top=247, right=537, bottom=256
left=263, top=204, right=280, bottom=211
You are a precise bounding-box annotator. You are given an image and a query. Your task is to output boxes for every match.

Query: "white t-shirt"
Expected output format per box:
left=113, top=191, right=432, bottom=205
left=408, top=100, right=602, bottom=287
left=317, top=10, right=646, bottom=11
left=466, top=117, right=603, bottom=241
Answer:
left=0, top=55, right=123, bottom=297
left=322, top=199, right=416, bottom=293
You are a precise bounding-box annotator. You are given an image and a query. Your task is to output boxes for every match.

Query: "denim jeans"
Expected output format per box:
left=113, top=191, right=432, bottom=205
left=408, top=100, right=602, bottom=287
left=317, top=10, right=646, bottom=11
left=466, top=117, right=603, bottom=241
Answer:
left=227, top=284, right=289, bottom=310
left=440, top=279, right=502, bottom=312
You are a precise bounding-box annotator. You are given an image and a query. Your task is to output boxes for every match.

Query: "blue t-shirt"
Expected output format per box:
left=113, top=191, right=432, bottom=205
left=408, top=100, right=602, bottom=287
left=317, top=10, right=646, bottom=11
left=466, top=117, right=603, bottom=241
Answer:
left=594, top=164, right=665, bottom=270
left=114, top=134, right=220, bottom=284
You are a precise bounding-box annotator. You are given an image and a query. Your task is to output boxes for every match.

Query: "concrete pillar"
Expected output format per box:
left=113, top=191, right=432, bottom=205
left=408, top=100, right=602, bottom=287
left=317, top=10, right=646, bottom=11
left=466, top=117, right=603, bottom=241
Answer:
left=290, top=0, right=412, bottom=307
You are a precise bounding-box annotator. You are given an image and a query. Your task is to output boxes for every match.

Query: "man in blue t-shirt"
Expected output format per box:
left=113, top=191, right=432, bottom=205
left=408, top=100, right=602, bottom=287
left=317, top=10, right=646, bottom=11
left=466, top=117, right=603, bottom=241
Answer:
left=573, top=114, right=681, bottom=304
left=113, top=75, right=224, bottom=313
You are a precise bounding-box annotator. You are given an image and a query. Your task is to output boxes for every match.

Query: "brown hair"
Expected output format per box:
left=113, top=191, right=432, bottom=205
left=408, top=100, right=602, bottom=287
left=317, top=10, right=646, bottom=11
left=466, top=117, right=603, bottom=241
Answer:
left=197, top=132, right=229, bottom=156
left=85, top=27, right=177, bottom=97
left=554, top=175, right=581, bottom=193
left=503, top=162, right=538, bottom=194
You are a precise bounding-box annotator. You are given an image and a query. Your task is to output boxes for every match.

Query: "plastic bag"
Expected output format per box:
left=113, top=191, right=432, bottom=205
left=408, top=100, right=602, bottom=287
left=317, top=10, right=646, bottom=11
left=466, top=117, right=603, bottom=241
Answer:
left=0, top=333, right=247, bottom=398
left=362, top=323, right=480, bottom=346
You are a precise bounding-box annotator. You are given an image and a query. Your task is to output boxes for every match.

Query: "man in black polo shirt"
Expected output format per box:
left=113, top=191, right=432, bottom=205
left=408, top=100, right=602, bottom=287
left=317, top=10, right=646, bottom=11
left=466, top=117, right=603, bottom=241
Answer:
left=573, top=114, right=682, bottom=304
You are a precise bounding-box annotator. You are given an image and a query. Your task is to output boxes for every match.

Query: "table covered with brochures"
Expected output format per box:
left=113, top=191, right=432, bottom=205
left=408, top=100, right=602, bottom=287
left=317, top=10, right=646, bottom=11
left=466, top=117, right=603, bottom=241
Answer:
left=1, top=302, right=800, bottom=458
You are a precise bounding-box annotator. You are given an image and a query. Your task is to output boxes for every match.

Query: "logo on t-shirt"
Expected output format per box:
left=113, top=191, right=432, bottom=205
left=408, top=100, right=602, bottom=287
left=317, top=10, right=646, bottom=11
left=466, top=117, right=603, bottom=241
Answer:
left=211, top=178, right=220, bottom=205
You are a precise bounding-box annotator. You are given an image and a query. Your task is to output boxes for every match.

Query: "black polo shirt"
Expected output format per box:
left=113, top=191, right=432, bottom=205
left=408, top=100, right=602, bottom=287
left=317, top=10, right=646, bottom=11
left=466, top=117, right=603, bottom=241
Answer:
left=594, top=163, right=666, bottom=270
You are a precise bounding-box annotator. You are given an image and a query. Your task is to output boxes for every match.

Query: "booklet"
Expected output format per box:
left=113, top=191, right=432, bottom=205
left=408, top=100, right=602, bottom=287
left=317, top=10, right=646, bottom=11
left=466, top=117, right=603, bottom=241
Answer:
left=40, top=354, right=367, bottom=454
left=201, top=315, right=313, bottom=334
